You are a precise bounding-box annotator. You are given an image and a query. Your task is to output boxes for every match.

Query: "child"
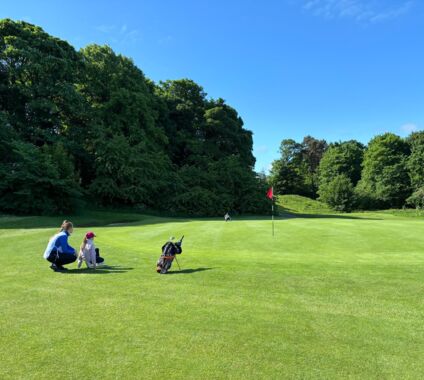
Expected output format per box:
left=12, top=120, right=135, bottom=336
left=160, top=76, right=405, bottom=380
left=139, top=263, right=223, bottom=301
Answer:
left=77, top=232, right=98, bottom=269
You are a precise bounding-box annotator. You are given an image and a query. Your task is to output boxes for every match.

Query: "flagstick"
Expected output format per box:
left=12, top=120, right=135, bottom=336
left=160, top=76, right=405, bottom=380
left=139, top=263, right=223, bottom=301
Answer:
left=272, top=186, right=275, bottom=237
left=266, top=186, right=275, bottom=237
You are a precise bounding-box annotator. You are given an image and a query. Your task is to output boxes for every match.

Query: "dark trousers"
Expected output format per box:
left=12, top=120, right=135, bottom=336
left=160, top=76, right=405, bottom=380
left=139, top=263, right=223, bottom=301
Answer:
left=47, top=250, right=77, bottom=266
left=95, top=248, right=104, bottom=264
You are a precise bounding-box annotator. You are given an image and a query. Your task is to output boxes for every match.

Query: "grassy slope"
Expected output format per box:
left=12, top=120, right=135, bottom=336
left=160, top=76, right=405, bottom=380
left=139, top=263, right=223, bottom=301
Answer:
left=1, top=202, right=424, bottom=379
left=278, top=194, right=424, bottom=218
left=277, top=195, right=334, bottom=215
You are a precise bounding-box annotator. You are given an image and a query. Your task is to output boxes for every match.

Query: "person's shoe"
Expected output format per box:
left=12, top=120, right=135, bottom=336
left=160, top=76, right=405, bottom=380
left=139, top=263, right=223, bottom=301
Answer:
left=56, top=265, right=68, bottom=271
left=96, top=261, right=105, bottom=266
left=50, top=264, right=58, bottom=271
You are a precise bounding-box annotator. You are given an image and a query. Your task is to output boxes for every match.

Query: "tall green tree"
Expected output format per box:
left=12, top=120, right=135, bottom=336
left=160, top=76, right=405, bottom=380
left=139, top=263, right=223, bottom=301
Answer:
left=407, top=131, right=424, bottom=190
left=356, top=133, right=411, bottom=209
left=269, top=139, right=305, bottom=195
left=301, top=136, right=328, bottom=196
left=0, top=19, right=83, bottom=213
left=318, top=140, right=364, bottom=186
left=157, top=79, right=266, bottom=215
left=0, top=19, right=86, bottom=146
left=79, top=45, right=172, bottom=206
left=204, top=98, right=255, bottom=167
left=156, top=79, right=206, bottom=166
left=0, top=19, right=271, bottom=216
left=317, top=140, right=364, bottom=210
left=269, top=136, right=327, bottom=197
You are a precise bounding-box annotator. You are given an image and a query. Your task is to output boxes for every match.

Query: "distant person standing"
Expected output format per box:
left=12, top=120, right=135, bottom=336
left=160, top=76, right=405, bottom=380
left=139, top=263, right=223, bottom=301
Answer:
left=43, top=220, right=77, bottom=272
left=224, top=212, right=231, bottom=222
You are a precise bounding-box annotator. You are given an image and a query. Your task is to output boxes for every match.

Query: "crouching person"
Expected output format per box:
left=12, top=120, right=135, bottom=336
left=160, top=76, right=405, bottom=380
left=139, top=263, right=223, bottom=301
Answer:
left=156, top=237, right=182, bottom=274
left=77, top=231, right=105, bottom=269
left=43, top=220, right=77, bottom=272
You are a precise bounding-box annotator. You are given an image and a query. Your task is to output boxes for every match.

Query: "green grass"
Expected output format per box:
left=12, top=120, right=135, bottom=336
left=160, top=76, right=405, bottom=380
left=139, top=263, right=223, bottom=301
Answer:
left=278, top=194, right=334, bottom=215
left=1, top=204, right=424, bottom=379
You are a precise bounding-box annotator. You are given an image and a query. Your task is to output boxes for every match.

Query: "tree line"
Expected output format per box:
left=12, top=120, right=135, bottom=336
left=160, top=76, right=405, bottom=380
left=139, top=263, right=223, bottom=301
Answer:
left=0, top=19, right=269, bottom=216
left=269, top=133, right=424, bottom=212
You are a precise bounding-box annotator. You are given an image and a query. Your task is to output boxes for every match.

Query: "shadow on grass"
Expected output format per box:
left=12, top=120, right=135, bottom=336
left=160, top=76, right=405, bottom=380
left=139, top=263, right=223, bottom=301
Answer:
left=0, top=213, right=191, bottom=230
left=167, top=267, right=214, bottom=275
left=59, top=265, right=134, bottom=274
left=0, top=208, right=383, bottom=230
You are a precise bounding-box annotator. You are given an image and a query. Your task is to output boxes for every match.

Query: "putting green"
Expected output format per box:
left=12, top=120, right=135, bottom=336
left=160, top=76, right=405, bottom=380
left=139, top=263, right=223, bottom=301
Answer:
left=0, top=208, right=423, bottom=379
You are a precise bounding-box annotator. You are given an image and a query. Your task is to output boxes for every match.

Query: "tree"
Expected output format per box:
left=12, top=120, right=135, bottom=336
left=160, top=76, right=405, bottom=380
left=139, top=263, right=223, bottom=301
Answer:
left=79, top=45, right=172, bottom=207
left=406, top=187, right=424, bottom=209
left=356, top=133, right=411, bottom=209
left=157, top=79, right=267, bottom=215
left=0, top=19, right=270, bottom=216
left=0, top=20, right=83, bottom=214
left=204, top=99, right=255, bottom=167
left=268, top=157, right=305, bottom=195
left=0, top=19, right=86, bottom=146
left=318, top=140, right=364, bottom=195
left=269, top=137, right=327, bottom=197
left=407, top=131, right=424, bottom=190
left=156, top=79, right=207, bottom=166
left=301, top=136, right=328, bottom=197
left=0, top=141, right=81, bottom=214
left=318, top=174, right=355, bottom=212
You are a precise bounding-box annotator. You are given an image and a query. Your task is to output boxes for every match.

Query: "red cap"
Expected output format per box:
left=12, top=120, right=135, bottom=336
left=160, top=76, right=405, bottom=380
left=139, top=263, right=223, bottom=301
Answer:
left=86, top=231, right=96, bottom=239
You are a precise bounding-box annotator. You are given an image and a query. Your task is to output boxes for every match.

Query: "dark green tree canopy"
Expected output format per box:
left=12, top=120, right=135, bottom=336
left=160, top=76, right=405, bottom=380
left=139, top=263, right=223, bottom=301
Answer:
left=0, top=19, right=86, bottom=146
left=356, top=133, right=411, bottom=209
left=270, top=132, right=423, bottom=211
left=0, top=19, right=267, bottom=216
left=2, top=19, right=423, bottom=215
left=407, top=131, right=424, bottom=190
left=318, top=140, right=364, bottom=187
left=269, top=136, right=327, bottom=198
left=318, top=174, right=355, bottom=212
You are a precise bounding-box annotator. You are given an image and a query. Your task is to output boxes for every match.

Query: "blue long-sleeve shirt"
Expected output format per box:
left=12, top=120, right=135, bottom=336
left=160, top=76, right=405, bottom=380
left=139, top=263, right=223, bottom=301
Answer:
left=43, top=231, right=76, bottom=259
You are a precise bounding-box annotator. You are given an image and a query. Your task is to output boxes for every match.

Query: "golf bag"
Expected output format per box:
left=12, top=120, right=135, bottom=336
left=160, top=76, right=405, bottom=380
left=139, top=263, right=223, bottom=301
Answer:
left=156, top=236, right=183, bottom=274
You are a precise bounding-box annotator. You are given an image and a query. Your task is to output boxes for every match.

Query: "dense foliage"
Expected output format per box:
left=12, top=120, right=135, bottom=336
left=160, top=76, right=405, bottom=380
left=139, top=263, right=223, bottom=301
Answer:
left=0, top=19, right=268, bottom=215
left=355, top=133, right=411, bottom=209
left=406, top=187, right=424, bottom=209
left=271, top=132, right=424, bottom=212
left=318, top=174, right=355, bottom=212
left=268, top=136, right=327, bottom=198
left=317, top=141, right=364, bottom=210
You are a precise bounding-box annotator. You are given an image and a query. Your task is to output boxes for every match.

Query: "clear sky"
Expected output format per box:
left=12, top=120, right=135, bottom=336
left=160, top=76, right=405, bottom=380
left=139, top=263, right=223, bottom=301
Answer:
left=2, top=0, right=423, bottom=172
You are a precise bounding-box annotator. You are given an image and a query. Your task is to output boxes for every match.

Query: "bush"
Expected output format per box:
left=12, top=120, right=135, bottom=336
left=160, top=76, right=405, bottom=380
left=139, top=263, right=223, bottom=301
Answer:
left=318, top=174, right=355, bottom=212
left=406, top=187, right=424, bottom=209
left=0, top=142, right=81, bottom=214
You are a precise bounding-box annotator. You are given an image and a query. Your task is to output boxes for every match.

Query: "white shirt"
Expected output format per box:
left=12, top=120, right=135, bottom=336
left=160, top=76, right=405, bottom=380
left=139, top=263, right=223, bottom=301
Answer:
left=80, top=239, right=97, bottom=265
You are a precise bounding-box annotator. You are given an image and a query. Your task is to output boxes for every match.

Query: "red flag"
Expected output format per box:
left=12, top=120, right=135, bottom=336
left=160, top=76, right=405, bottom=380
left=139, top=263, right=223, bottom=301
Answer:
left=266, top=187, right=273, bottom=200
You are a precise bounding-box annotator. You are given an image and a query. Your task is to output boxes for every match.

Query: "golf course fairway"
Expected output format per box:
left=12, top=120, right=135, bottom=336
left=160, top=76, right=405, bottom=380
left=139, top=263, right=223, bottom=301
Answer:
left=1, top=205, right=423, bottom=379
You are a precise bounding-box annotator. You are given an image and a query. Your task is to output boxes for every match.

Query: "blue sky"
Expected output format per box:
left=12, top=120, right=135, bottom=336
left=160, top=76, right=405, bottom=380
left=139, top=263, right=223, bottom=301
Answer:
left=2, top=0, right=423, bottom=172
